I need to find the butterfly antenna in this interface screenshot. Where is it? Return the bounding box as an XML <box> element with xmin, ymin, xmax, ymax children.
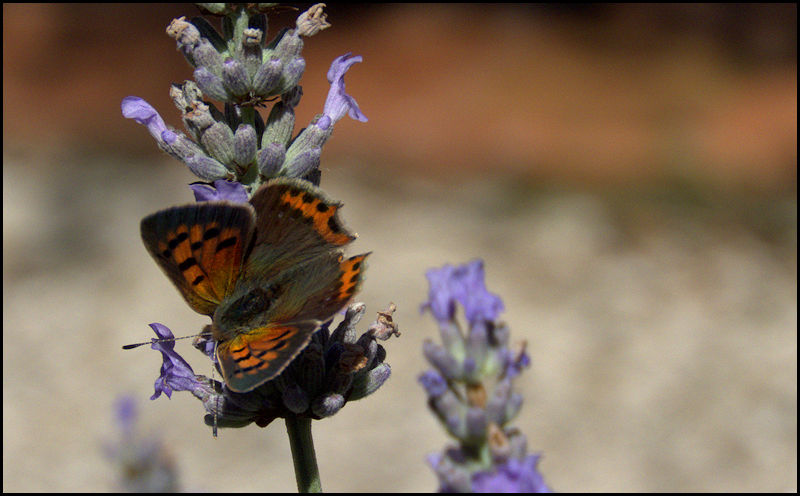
<box><xmin>121</xmin><ymin>334</ymin><xmax>198</xmax><ymax>350</ymax></box>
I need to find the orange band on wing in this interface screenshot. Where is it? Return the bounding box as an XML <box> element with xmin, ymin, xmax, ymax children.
<box><xmin>279</xmin><ymin>189</ymin><xmax>355</xmax><ymax>246</ymax></box>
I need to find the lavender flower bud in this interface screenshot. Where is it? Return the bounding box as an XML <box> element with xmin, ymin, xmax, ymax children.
<box><xmin>466</xmin><ymin>322</ymin><xmax>489</xmax><ymax>377</ymax></box>
<box><xmin>221</xmin><ymin>59</ymin><xmax>250</xmax><ymax>97</ymax></box>
<box><xmin>443</xmin><ymin>411</ymin><xmax>466</xmax><ymax>439</ymax></box>
<box><xmin>274</xmin><ymin>28</ymin><xmax>304</xmax><ymax>60</ymax></box>
<box><xmin>282</xmin><ymin>383</ymin><xmax>309</xmax><ymax>414</ymax></box>
<box><xmin>200</xmin><ymin>121</ymin><xmax>235</xmax><ymax>165</ymax></box>
<box><xmin>281</xmin><ymin>147</ymin><xmax>320</xmax><ymax>178</ymax></box>
<box><xmin>349</xmin><ymin>362</ymin><xmax>390</xmax><ymax>401</ymax></box>
<box><xmin>185</xmin><ymin>155</ymin><xmax>230</xmax><ymax>181</ymax></box>
<box><xmin>256</xmin><ymin>142</ymin><xmax>286</xmax><ymax>177</ymax></box>
<box><xmin>285</xmin><ymin>115</ymin><xmax>334</xmax><ymax>158</ymax></box>
<box><xmin>233</xmin><ymin>124</ymin><xmax>257</xmax><ymax>167</ymax></box>
<box><xmin>311</xmin><ymin>392</ymin><xmax>345</xmax><ymax>418</ymax></box>
<box><xmin>432</xmin><ymin>390</ymin><xmax>465</xmax><ymax>434</ymax></box>
<box><xmin>330</xmin><ymin>302</ymin><xmax>367</xmax><ymax>344</ymax></box>
<box><xmin>262</xmin><ymin>100</ymin><xmax>295</xmax><ymax>148</ymax></box>
<box><xmin>418</xmin><ymin>370</ymin><xmax>448</xmax><ymax>398</ymax></box>
<box><xmin>251</xmin><ymin>57</ymin><xmax>283</xmax><ymax>97</ymax></box>
<box><xmin>193</xmin><ymin>66</ymin><xmax>229</xmax><ymax>101</ymax></box>
<box><xmin>437</xmin><ymin>320</ymin><xmax>465</xmax><ymax>357</ymax></box>
<box><xmin>161</xmin><ymin>132</ymin><xmax>204</xmax><ymax>162</ymax></box>
<box><xmin>192</xmin><ymin>39</ymin><xmax>224</xmax><ymax>74</ymax></box>
<box><xmin>275</xmin><ymin>57</ymin><xmax>306</xmax><ymax>95</ymax></box>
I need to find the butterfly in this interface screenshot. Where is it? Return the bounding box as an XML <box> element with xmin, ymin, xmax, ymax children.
<box><xmin>140</xmin><ymin>178</ymin><xmax>368</xmax><ymax>392</ymax></box>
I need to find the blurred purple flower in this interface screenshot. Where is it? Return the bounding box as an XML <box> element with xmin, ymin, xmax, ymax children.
<box><xmin>472</xmin><ymin>455</ymin><xmax>550</xmax><ymax>493</ymax></box>
<box><xmin>421</xmin><ymin>259</ymin><xmax>504</xmax><ymax>325</ymax></box>
<box><xmin>420</xmin><ymin>260</ymin><xmax>550</xmax><ymax>492</ymax></box>
<box><xmin>106</xmin><ymin>394</ymin><xmax>181</xmax><ymax>492</ymax></box>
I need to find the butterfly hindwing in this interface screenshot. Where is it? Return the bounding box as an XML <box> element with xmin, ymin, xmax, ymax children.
<box><xmin>287</xmin><ymin>251</ymin><xmax>371</xmax><ymax>322</ymax></box>
<box><xmin>141</xmin><ymin>201</ymin><xmax>256</xmax><ymax>316</ymax></box>
<box><xmin>216</xmin><ymin>320</ymin><xmax>322</xmax><ymax>392</ymax></box>
<box><xmin>213</xmin><ymin>251</ymin><xmax>368</xmax><ymax>393</ymax></box>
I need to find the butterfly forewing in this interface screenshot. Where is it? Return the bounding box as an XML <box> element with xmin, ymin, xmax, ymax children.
<box><xmin>245</xmin><ymin>178</ymin><xmax>356</xmax><ymax>280</ymax></box>
<box><xmin>141</xmin><ymin>201</ymin><xmax>256</xmax><ymax>316</ymax></box>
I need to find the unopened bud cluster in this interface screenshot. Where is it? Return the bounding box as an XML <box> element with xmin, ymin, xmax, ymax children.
<box><xmin>123</xmin><ymin>3</ymin><xmax>366</xmax><ymax>193</ymax></box>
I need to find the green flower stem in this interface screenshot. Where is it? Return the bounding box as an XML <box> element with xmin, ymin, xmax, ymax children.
<box><xmin>285</xmin><ymin>415</ymin><xmax>322</xmax><ymax>493</ymax></box>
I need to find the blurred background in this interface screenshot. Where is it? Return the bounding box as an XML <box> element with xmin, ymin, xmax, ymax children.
<box><xmin>3</xmin><ymin>3</ymin><xmax>796</xmax><ymax>492</ymax></box>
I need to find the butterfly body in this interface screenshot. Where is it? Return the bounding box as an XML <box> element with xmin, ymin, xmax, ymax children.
<box><xmin>141</xmin><ymin>178</ymin><xmax>368</xmax><ymax>392</ymax></box>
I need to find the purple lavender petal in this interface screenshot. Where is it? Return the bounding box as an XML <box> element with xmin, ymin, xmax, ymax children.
<box><xmin>189</xmin><ymin>180</ymin><xmax>248</xmax><ymax>203</ymax></box>
<box><xmin>148</xmin><ymin>323</ymin><xmax>201</xmax><ymax>400</ymax></box>
<box><xmin>121</xmin><ymin>96</ymin><xmax>169</xmax><ymax>143</ymax></box>
<box><xmin>323</xmin><ymin>53</ymin><xmax>368</xmax><ymax>124</ymax></box>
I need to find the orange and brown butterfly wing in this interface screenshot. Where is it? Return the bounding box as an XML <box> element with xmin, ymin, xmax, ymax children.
<box><xmin>287</xmin><ymin>252</ymin><xmax>371</xmax><ymax>322</ymax></box>
<box><xmin>141</xmin><ymin>202</ymin><xmax>256</xmax><ymax>316</ymax></box>
<box><xmin>216</xmin><ymin>321</ymin><xmax>321</xmax><ymax>392</ymax></box>
<box><xmin>244</xmin><ymin>178</ymin><xmax>356</xmax><ymax>280</ymax></box>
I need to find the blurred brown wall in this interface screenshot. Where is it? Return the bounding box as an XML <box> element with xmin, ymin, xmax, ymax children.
<box><xmin>3</xmin><ymin>3</ymin><xmax>796</xmax><ymax>190</ymax></box>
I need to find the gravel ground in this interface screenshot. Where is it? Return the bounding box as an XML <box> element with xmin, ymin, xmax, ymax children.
<box><xmin>3</xmin><ymin>149</ymin><xmax>796</xmax><ymax>492</ymax></box>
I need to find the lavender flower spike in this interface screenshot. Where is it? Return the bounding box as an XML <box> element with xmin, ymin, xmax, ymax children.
<box><xmin>420</xmin><ymin>260</ymin><xmax>551</xmax><ymax>492</ymax></box>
